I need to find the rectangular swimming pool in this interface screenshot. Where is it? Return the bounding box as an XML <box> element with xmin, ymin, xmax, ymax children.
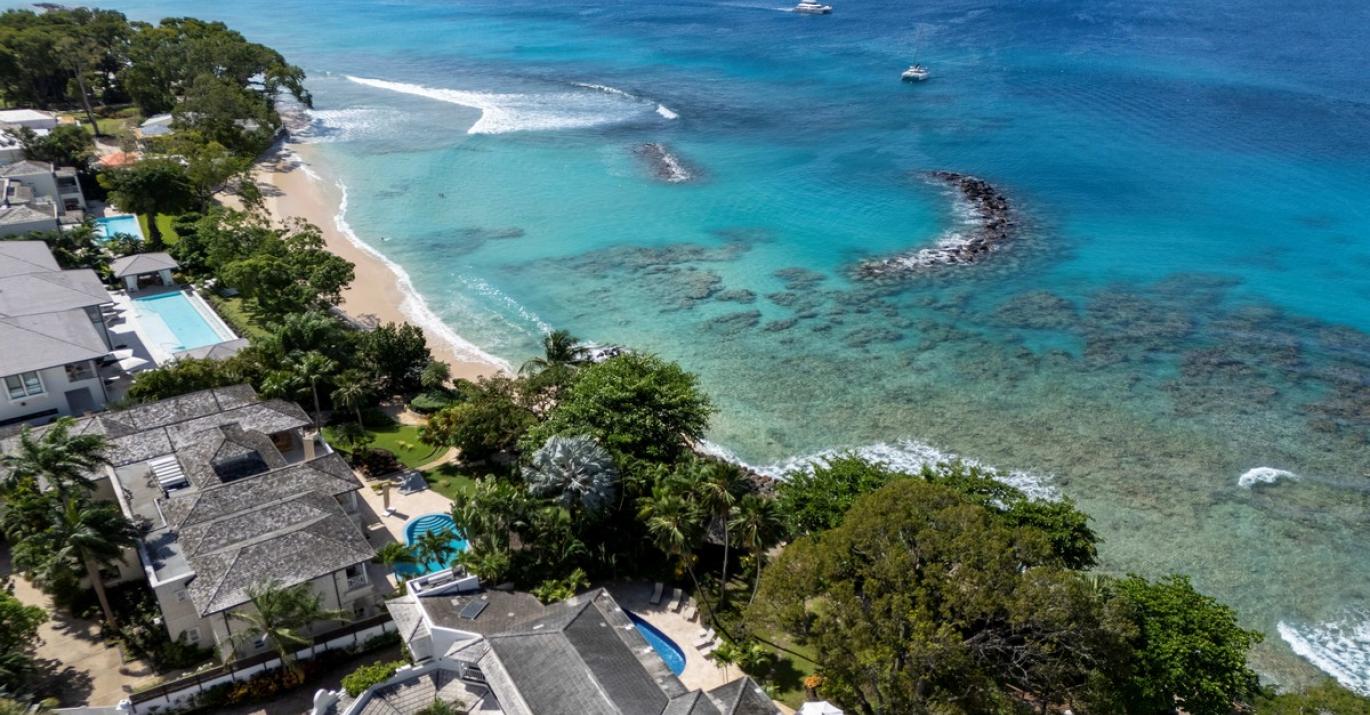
<box><xmin>95</xmin><ymin>215</ymin><xmax>145</xmax><ymax>242</ymax></box>
<box><xmin>132</xmin><ymin>290</ymin><xmax>236</xmax><ymax>354</ymax></box>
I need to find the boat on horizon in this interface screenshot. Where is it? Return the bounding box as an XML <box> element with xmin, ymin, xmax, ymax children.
<box><xmin>901</xmin><ymin>63</ymin><xmax>930</xmax><ymax>81</ymax></box>
<box><xmin>793</xmin><ymin>0</ymin><xmax>832</xmax><ymax>15</ymax></box>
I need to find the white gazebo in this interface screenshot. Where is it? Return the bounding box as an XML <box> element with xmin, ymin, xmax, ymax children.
<box><xmin>109</xmin><ymin>251</ymin><xmax>179</xmax><ymax>292</ymax></box>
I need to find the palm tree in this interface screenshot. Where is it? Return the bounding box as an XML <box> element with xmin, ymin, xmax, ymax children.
<box><xmin>519</xmin><ymin>329</ymin><xmax>589</xmax><ymax>376</ymax></box>
<box><xmin>0</xmin><ymin>418</ymin><xmax>107</xmax><ymax>497</ymax></box>
<box><xmin>522</xmin><ymin>435</ymin><xmax>619</xmax><ymax>517</ymax></box>
<box><xmin>730</xmin><ymin>494</ymin><xmax>786</xmax><ymax>604</ymax></box>
<box><xmin>229</xmin><ymin>581</ymin><xmax>348</xmax><ymax>673</ymax></box>
<box><xmin>412</xmin><ymin>529</ymin><xmax>459</xmax><ymax>571</ymax></box>
<box><xmin>637</xmin><ymin>482</ymin><xmax>704</xmax><ymax>593</ymax></box>
<box><xmin>682</xmin><ymin>461</ymin><xmax>748</xmax><ymax>604</ymax></box>
<box><xmin>330</xmin><ymin>371</ymin><xmax>373</xmax><ymax>429</ymax></box>
<box><xmin>420</xmin><ymin>360</ymin><xmax>451</xmax><ymax>392</ymax></box>
<box><xmin>372</xmin><ymin>542</ymin><xmax>416</xmax><ymax>570</ymax></box>
<box><xmin>49</xmin><ymin>496</ymin><xmax>137</xmax><ymax>627</ymax></box>
<box><xmin>272</xmin><ymin>351</ymin><xmax>337</xmax><ymax>427</ymax></box>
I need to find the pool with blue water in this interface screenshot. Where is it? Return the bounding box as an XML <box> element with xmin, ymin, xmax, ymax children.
<box><xmin>628</xmin><ymin>612</ymin><xmax>686</xmax><ymax>676</ymax></box>
<box><xmin>94</xmin><ymin>215</ymin><xmax>144</xmax><ymax>242</ymax></box>
<box><xmin>397</xmin><ymin>513</ymin><xmax>468</xmax><ymax>576</ymax></box>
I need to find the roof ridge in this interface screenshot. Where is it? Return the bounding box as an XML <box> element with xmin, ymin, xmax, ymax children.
<box><xmin>195</xmin><ymin>548</ymin><xmax>243</xmax><ymax>616</ymax></box>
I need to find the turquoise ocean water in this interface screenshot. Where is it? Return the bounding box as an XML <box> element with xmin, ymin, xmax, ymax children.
<box><xmin>48</xmin><ymin>0</ymin><xmax>1370</xmax><ymax>689</ymax></box>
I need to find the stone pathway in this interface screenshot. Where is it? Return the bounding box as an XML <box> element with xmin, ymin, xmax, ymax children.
<box><xmin>0</xmin><ymin>549</ymin><xmax>160</xmax><ymax>707</ymax></box>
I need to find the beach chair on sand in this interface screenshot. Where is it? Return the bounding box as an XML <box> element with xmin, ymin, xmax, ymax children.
<box><xmin>694</xmin><ymin>628</ymin><xmax>716</xmax><ymax>649</ymax></box>
<box><xmin>667</xmin><ymin>588</ymin><xmax>683</xmax><ymax>612</ymax></box>
<box><xmin>650</xmin><ymin>582</ymin><xmax>665</xmax><ymax>605</ymax></box>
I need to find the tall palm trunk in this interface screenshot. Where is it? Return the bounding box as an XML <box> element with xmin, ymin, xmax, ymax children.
<box><xmin>354</xmin><ymin>406</ymin><xmax>364</xmax><ymax>430</ymax></box>
<box><xmin>71</xmin><ymin>62</ymin><xmax>101</xmax><ymax>137</ymax></box>
<box><xmin>83</xmin><ymin>553</ymin><xmax>117</xmax><ymax>627</ymax></box>
<box><xmin>310</xmin><ymin>381</ymin><xmax>322</xmax><ymax>427</ymax></box>
<box><xmin>749</xmin><ymin>554</ymin><xmax>764</xmax><ymax>606</ymax></box>
<box><xmin>717</xmin><ymin>511</ymin><xmax>731</xmax><ymax>605</ymax></box>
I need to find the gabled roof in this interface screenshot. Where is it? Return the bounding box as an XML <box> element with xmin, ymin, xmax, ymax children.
<box><xmin>0</xmin><ymin>204</ymin><xmax>57</xmax><ymax>226</ymax></box>
<box><xmin>0</xmin><ymin>240</ymin><xmax>60</xmax><ymax>276</ymax></box>
<box><xmin>109</xmin><ymin>252</ymin><xmax>178</xmax><ymax>278</ymax></box>
<box><xmin>160</xmin><ymin>452</ymin><xmax>361</xmax><ymax>527</ymax></box>
<box><xmin>480</xmin><ymin>589</ymin><xmax>684</xmax><ymax>715</ymax></box>
<box><xmin>0</xmin><ymin>268</ymin><xmax>109</xmax><ymax>317</ymax></box>
<box><xmin>173</xmin><ymin>338</ymin><xmax>250</xmax><ymax>361</ymax></box>
<box><xmin>0</xmin><ymin>160</ymin><xmax>54</xmax><ymax>177</ymax></box>
<box><xmin>706</xmin><ymin>678</ymin><xmax>776</xmax><ymax>715</ymax></box>
<box><xmin>0</xmin><ymin>308</ymin><xmax>108</xmax><ymax>375</ymax></box>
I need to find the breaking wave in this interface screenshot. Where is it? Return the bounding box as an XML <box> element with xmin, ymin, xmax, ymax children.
<box><xmin>294</xmin><ymin>107</ymin><xmax>407</xmax><ymax>144</ymax></box>
<box><xmin>1278</xmin><ymin>614</ymin><xmax>1370</xmax><ymax>695</ymax></box>
<box><xmin>1238</xmin><ymin>466</ymin><xmax>1298</xmax><ymax>488</ymax></box>
<box><xmin>348</xmin><ymin>75</ymin><xmax>666</xmax><ymax>134</ymax></box>
<box><xmin>700</xmin><ymin>438</ymin><xmax>1059</xmax><ymax>501</ymax></box>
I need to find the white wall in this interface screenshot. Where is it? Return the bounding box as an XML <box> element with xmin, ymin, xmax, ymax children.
<box><xmin>0</xmin><ymin>213</ymin><xmax>59</xmax><ymax>238</ymax></box>
<box><xmin>0</xmin><ymin>360</ymin><xmax>107</xmax><ymax>426</ymax></box>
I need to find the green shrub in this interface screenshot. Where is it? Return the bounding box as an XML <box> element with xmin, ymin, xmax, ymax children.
<box><xmin>342</xmin><ymin>659</ymin><xmax>407</xmax><ymax>697</ymax></box>
<box><xmin>531</xmin><ymin>568</ymin><xmax>589</xmax><ymax>604</ymax></box>
<box><xmin>349</xmin><ymin>630</ymin><xmax>402</xmax><ymax>655</ymax></box>
<box><xmin>409</xmin><ymin>389</ymin><xmax>460</xmax><ymax>414</ymax></box>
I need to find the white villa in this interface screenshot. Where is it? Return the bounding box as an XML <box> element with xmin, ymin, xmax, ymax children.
<box><xmin>0</xmin><ymin>159</ymin><xmax>87</xmax><ymax>235</ymax></box>
<box><xmin>0</xmin><ymin>241</ymin><xmax>115</xmax><ymax>426</ymax></box>
<box><xmin>0</xmin><ymin>385</ymin><xmax>386</xmax><ymax>658</ymax></box>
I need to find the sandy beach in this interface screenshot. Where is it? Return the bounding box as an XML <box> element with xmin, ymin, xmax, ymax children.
<box><xmin>248</xmin><ymin>143</ymin><xmax>506</xmax><ymax>382</ymax></box>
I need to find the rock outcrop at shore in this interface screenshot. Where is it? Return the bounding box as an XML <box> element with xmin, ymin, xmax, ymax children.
<box><xmin>634</xmin><ymin>142</ymin><xmax>694</xmax><ymax>183</ymax></box>
<box><xmin>854</xmin><ymin>171</ymin><xmax>1016</xmax><ymax>280</ymax></box>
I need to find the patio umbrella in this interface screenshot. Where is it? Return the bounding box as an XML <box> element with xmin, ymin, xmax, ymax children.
<box><xmin>116</xmin><ymin>355</ymin><xmax>150</xmax><ymax>372</ymax></box>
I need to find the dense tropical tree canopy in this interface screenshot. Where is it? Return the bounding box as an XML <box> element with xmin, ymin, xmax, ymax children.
<box><xmin>522</xmin><ymin>353</ymin><xmax>714</xmax><ymax>463</ymax></box>
<box><xmin>97</xmin><ymin>159</ymin><xmax>199</xmax><ymax>246</ymax></box>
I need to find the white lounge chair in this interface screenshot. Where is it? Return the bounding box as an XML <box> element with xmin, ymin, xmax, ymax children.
<box><xmin>700</xmin><ymin>641</ymin><xmax>719</xmax><ymax>656</ymax></box>
<box><xmin>693</xmin><ymin>628</ymin><xmax>715</xmax><ymax>649</ymax></box>
<box><xmin>649</xmin><ymin>582</ymin><xmax>664</xmax><ymax>605</ymax></box>
<box><xmin>682</xmin><ymin>601</ymin><xmax>698</xmax><ymax>622</ymax></box>
<box><xmin>667</xmin><ymin>588</ymin><xmax>683</xmax><ymax>612</ymax></box>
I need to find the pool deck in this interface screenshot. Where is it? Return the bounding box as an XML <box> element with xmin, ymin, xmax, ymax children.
<box><xmin>605</xmin><ymin>581</ymin><xmax>737</xmax><ymax>696</ymax></box>
<box><xmin>355</xmin><ymin>473</ymin><xmax>460</xmax><ymax>589</ymax></box>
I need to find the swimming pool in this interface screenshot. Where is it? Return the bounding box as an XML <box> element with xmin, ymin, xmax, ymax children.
<box><xmin>95</xmin><ymin>215</ymin><xmax>144</xmax><ymax>242</ymax></box>
<box><xmin>628</xmin><ymin>612</ymin><xmax>686</xmax><ymax>676</ymax></box>
<box><xmin>131</xmin><ymin>290</ymin><xmax>235</xmax><ymax>354</ymax></box>
<box><xmin>397</xmin><ymin>513</ymin><xmax>468</xmax><ymax>576</ymax></box>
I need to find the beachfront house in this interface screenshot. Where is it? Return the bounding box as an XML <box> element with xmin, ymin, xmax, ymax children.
<box><xmin>0</xmin><ymin>385</ymin><xmax>386</xmax><ymax>658</ymax></box>
<box><xmin>0</xmin><ymin>241</ymin><xmax>114</xmax><ymax>426</ymax></box>
<box><xmin>329</xmin><ymin>580</ymin><xmax>778</xmax><ymax>715</ymax></box>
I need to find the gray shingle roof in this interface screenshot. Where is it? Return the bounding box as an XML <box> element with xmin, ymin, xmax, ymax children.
<box><xmin>706</xmin><ymin>678</ymin><xmax>777</xmax><ymax>715</ymax></box>
<box><xmin>479</xmin><ymin>589</ymin><xmax>683</xmax><ymax>715</ymax></box>
<box><xmin>173</xmin><ymin>338</ymin><xmax>250</xmax><ymax>361</ymax></box>
<box><xmin>0</xmin><ymin>268</ymin><xmax>109</xmax><ymax>317</ymax></box>
<box><xmin>0</xmin><ymin>160</ymin><xmax>54</xmax><ymax>177</ymax></box>
<box><xmin>109</xmin><ymin>252</ymin><xmax>179</xmax><ymax>278</ymax></box>
<box><xmin>175</xmin><ymin>489</ymin><xmax>373</xmax><ymax>615</ymax></box>
<box><xmin>0</xmin><ymin>241</ymin><xmax>60</xmax><ymax>276</ymax></box>
<box><xmin>0</xmin><ymin>204</ymin><xmax>55</xmax><ymax>226</ymax></box>
<box><xmin>0</xmin><ymin>308</ymin><xmax>108</xmax><ymax>375</ymax></box>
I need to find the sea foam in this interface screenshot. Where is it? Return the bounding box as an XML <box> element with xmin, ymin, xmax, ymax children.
<box><xmin>700</xmin><ymin>438</ymin><xmax>1059</xmax><ymax>501</ymax></box>
<box><xmin>288</xmin><ymin>152</ymin><xmax>513</xmax><ymax>371</ymax></box>
<box><xmin>1278</xmin><ymin>614</ymin><xmax>1370</xmax><ymax>695</ymax></box>
<box><xmin>347</xmin><ymin>75</ymin><xmax>665</xmax><ymax>135</ymax></box>
<box><xmin>1238</xmin><ymin>466</ymin><xmax>1298</xmax><ymax>488</ymax></box>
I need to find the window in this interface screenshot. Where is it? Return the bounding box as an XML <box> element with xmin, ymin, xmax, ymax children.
<box><xmin>65</xmin><ymin>361</ymin><xmax>96</xmax><ymax>382</ymax></box>
<box><xmin>182</xmin><ymin>628</ymin><xmax>200</xmax><ymax>644</ymax></box>
<box><xmin>344</xmin><ymin>563</ymin><xmax>369</xmax><ymax>591</ymax></box>
<box><xmin>5</xmin><ymin>371</ymin><xmax>44</xmax><ymax>400</ymax></box>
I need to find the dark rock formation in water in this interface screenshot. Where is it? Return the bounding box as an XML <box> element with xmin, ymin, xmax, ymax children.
<box><xmin>634</xmin><ymin>143</ymin><xmax>694</xmax><ymax>183</ymax></box>
<box><xmin>854</xmin><ymin>171</ymin><xmax>1017</xmax><ymax>280</ymax></box>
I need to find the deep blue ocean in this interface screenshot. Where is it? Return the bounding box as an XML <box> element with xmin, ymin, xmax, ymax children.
<box><xmin>42</xmin><ymin>0</ymin><xmax>1370</xmax><ymax>689</ymax></box>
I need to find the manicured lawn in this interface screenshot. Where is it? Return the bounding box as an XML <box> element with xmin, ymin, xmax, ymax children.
<box><xmin>204</xmin><ymin>293</ymin><xmax>269</xmax><ymax>340</ymax></box>
<box><xmin>136</xmin><ymin>214</ymin><xmax>181</xmax><ymax>245</ymax></box>
<box><xmin>755</xmin><ymin>632</ymin><xmax>819</xmax><ymax>709</ymax></box>
<box><xmin>424</xmin><ymin>463</ymin><xmax>478</xmax><ymax>500</ymax></box>
<box><xmin>325</xmin><ymin>421</ymin><xmax>441</xmax><ymax>470</ymax></box>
